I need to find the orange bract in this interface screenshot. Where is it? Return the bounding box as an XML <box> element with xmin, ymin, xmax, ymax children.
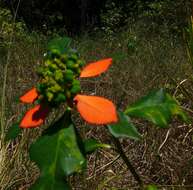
<box><xmin>74</xmin><ymin>94</ymin><xmax>118</xmax><ymax>124</ymax></box>
<box><xmin>20</xmin><ymin>104</ymin><xmax>49</xmax><ymax>128</ymax></box>
<box><xmin>80</xmin><ymin>58</ymin><xmax>112</xmax><ymax>78</ymax></box>
<box><xmin>20</xmin><ymin>88</ymin><xmax>39</xmax><ymax>103</ymax></box>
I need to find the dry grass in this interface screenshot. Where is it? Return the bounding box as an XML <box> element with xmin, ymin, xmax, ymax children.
<box><xmin>1</xmin><ymin>21</ymin><xmax>193</xmax><ymax>190</ymax></box>
<box><xmin>0</xmin><ymin>35</ymin><xmax>46</xmax><ymax>190</ymax></box>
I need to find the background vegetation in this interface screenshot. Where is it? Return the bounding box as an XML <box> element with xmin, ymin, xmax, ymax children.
<box><xmin>0</xmin><ymin>0</ymin><xmax>193</xmax><ymax>189</ymax></box>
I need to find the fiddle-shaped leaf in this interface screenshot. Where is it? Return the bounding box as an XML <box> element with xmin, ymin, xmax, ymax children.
<box><xmin>29</xmin><ymin>114</ymin><xmax>85</xmax><ymax>190</ymax></box>
<box><xmin>125</xmin><ymin>89</ymin><xmax>189</xmax><ymax>128</ymax></box>
<box><xmin>108</xmin><ymin>111</ymin><xmax>141</xmax><ymax>140</ymax></box>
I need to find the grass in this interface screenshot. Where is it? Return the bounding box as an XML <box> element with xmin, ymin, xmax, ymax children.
<box><xmin>1</xmin><ymin>18</ymin><xmax>193</xmax><ymax>189</ymax></box>
<box><xmin>0</xmin><ymin>30</ymin><xmax>47</xmax><ymax>189</ymax></box>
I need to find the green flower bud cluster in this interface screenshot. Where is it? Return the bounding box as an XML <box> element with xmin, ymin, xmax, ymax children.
<box><xmin>36</xmin><ymin>49</ymin><xmax>84</xmax><ymax>106</ymax></box>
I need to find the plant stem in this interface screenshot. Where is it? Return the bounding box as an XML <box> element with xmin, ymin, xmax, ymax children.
<box><xmin>111</xmin><ymin>135</ymin><xmax>143</xmax><ymax>188</ymax></box>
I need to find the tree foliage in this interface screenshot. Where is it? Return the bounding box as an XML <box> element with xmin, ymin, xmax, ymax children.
<box><xmin>1</xmin><ymin>0</ymin><xmax>191</xmax><ymax>34</ymax></box>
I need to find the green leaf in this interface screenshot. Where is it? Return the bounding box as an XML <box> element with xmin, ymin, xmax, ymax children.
<box><xmin>30</xmin><ymin>178</ymin><xmax>70</xmax><ymax>190</ymax></box>
<box><xmin>84</xmin><ymin>139</ymin><xmax>111</xmax><ymax>154</ymax></box>
<box><xmin>145</xmin><ymin>185</ymin><xmax>158</xmax><ymax>190</ymax></box>
<box><xmin>107</xmin><ymin>111</ymin><xmax>141</xmax><ymax>140</ymax></box>
<box><xmin>47</xmin><ymin>37</ymin><xmax>71</xmax><ymax>54</ymax></box>
<box><xmin>5</xmin><ymin>123</ymin><xmax>22</xmax><ymax>141</ymax></box>
<box><xmin>30</xmin><ymin>116</ymin><xmax>85</xmax><ymax>190</ymax></box>
<box><xmin>125</xmin><ymin>89</ymin><xmax>189</xmax><ymax>128</ymax></box>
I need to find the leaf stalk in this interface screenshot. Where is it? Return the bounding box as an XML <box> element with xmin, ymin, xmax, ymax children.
<box><xmin>111</xmin><ymin>135</ymin><xmax>143</xmax><ymax>189</ymax></box>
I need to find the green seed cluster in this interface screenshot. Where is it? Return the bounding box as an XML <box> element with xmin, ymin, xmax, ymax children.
<box><xmin>36</xmin><ymin>49</ymin><xmax>85</xmax><ymax>106</ymax></box>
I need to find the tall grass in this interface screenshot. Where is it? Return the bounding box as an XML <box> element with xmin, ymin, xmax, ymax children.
<box><xmin>0</xmin><ymin>2</ymin><xmax>21</xmax><ymax>188</ymax></box>
<box><xmin>0</xmin><ymin>4</ymin><xmax>47</xmax><ymax>189</ymax></box>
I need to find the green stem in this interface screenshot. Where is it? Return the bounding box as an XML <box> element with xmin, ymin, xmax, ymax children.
<box><xmin>111</xmin><ymin>135</ymin><xmax>143</xmax><ymax>188</ymax></box>
<box><xmin>73</xmin><ymin>123</ymin><xmax>86</xmax><ymax>156</ymax></box>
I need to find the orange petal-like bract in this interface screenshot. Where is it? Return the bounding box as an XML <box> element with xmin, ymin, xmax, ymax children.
<box><xmin>20</xmin><ymin>104</ymin><xmax>49</xmax><ymax>128</ymax></box>
<box><xmin>80</xmin><ymin>58</ymin><xmax>112</xmax><ymax>78</ymax></box>
<box><xmin>20</xmin><ymin>88</ymin><xmax>39</xmax><ymax>103</ymax></box>
<box><xmin>74</xmin><ymin>94</ymin><xmax>118</xmax><ymax>124</ymax></box>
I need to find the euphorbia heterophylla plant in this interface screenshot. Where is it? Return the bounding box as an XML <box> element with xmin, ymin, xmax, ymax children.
<box><xmin>6</xmin><ymin>37</ymin><xmax>189</xmax><ymax>190</ymax></box>
<box><xmin>19</xmin><ymin>51</ymin><xmax>118</xmax><ymax>128</ymax></box>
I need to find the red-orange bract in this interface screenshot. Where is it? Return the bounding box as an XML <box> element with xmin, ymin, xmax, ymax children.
<box><xmin>74</xmin><ymin>95</ymin><xmax>117</xmax><ymax>124</ymax></box>
<box><xmin>20</xmin><ymin>104</ymin><xmax>50</xmax><ymax>128</ymax></box>
<box><xmin>19</xmin><ymin>58</ymin><xmax>118</xmax><ymax>128</ymax></box>
<box><xmin>80</xmin><ymin>58</ymin><xmax>112</xmax><ymax>78</ymax></box>
<box><xmin>20</xmin><ymin>87</ymin><xmax>38</xmax><ymax>103</ymax></box>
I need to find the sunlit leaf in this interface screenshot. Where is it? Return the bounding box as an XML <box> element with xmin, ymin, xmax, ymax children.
<box><xmin>5</xmin><ymin>123</ymin><xmax>22</xmax><ymax>141</ymax></box>
<box><xmin>125</xmin><ymin>89</ymin><xmax>189</xmax><ymax>128</ymax></box>
<box><xmin>108</xmin><ymin>111</ymin><xmax>141</xmax><ymax>140</ymax></box>
<box><xmin>20</xmin><ymin>104</ymin><xmax>49</xmax><ymax>128</ymax></box>
<box><xmin>74</xmin><ymin>95</ymin><xmax>118</xmax><ymax>124</ymax></box>
<box><xmin>84</xmin><ymin>138</ymin><xmax>111</xmax><ymax>154</ymax></box>
<box><xmin>80</xmin><ymin>58</ymin><xmax>112</xmax><ymax>78</ymax></box>
<box><xmin>47</xmin><ymin>37</ymin><xmax>71</xmax><ymax>54</ymax></box>
<box><xmin>20</xmin><ymin>87</ymin><xmax>38</xmax><ymax>103</ymax></box>
<box><xmin>30</xmin><ymin>122</ymin><xmax>85</xmax><ymax>190</ymax></box>
<box><xmin>145</xmin><ymin>185</ymin><xmax>158</xmax><ymax>190</ymax></box>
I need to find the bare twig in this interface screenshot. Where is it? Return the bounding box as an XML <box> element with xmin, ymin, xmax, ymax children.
<box><xmin>158</xmin><ymin>129</ymin><xmax>171</xmax><ymax>154</ymax></box>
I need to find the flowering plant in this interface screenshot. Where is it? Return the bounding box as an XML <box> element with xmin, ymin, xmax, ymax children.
<box><xmin>19</xmin><ymin>49</ymin><xmax>118</xmax><ymax>128</ymax></box>
<box><xmin>8</xmin><ymin>37</ymin><xmax>188</xmax><ymax>189</ymax></box>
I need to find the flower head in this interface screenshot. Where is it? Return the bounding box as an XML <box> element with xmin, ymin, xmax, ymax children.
<box><xmin>19</xmin><ymin>50</ymin><xmax>118</xmax><ymax>128</ymax></box>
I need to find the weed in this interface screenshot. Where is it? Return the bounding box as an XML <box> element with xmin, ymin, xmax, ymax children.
<box><xmin>1</xmin><ymin>14</ymin><xmax>193</xmax><ymax>190</ymax></box>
